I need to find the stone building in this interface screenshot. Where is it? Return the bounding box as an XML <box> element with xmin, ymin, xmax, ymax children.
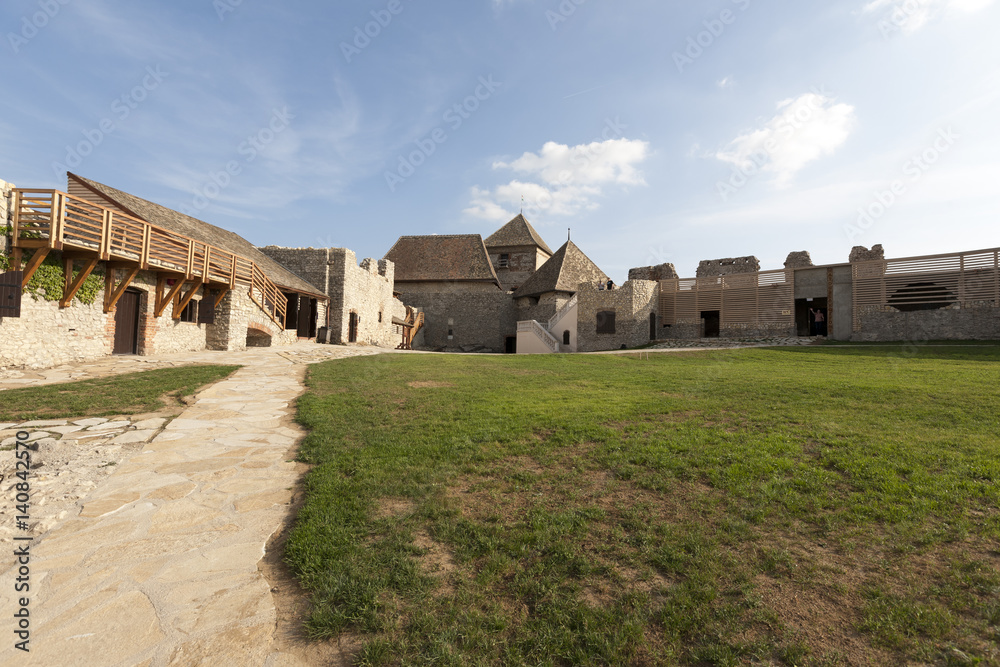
<box><xmin>484</xmin><ymin>214</ymin><xmax>553</xmax><ymax>292</ymax></box>
<box><xmin>1</xmin><ymin>174</ymin><xmax>328</xmax><ymax>368</ymax></box>
<box><xmin>384</xmin><ymin>233</ymin><xmax>512</xmax><ymax>352</ymax></box>
<box><xmin>259</xmin><ymin>246</ymin><xmax>405</xmax><ymax>347</ymax></box>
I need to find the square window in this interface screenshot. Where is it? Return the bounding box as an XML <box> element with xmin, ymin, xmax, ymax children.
<box><xmin>178</xmin><ymin>299</ymin><xmax>198</xmax><ymax>323</ymax></box>
<box><xmin>596</xmin><ymin>311</ymin><xmax>616</xmax><ymax>334</ymax></box>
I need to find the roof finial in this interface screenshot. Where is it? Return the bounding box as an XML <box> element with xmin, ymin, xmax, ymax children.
<box><xmin>568</xmin><ymin>227</ymin><xmax>571</xmax><ymax>242</ymax></box>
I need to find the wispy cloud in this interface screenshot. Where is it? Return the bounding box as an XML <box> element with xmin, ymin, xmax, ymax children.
<box><xmin>464</xmin><ymin>137</ymin><xmax>650</xmax><ymax>221</ymax></box>
<box><xmin>715</xmin><ymin>92</ymin><xmax>856</xmax><ymax>187</ymax></box>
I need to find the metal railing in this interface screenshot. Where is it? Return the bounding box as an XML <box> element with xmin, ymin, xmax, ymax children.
<box><xmin>12</xmin><ymin>188</ymin><xmax>286</xmax><ymax>326</ymax></box>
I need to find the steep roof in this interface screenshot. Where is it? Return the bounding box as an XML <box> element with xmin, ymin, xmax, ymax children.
<box><xmin>484</xmin><ymin>214</ymin><xmax>553</xmax><ymax>255</ymax></box>
<box><xmin>68</xmin><ymin>174</ymin><xmax>325</xmax><ymax>297</ymax></box>
<box><xmin>513</xmin><ymin>240</ymin><xmax>607</xmax><ymax>298</ymax></box>
<box><xmin>384</xmin><ymin>234</ymin><xmax>501</xmax><ymax>285</ymax></box>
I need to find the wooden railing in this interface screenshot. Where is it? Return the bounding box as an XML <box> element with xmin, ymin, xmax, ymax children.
<box><xmin>660</xmin><ymin>269</ymin><xmax>795</xmax><ymax>326</ymax></box>
<box><xmin>12</xmin><ymin>188</ymin><xmax>286</xmax><ymax>326</ymax></box>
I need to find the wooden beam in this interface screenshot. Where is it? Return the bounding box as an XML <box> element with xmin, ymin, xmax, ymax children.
<box><xmin>63</xmin><ymin>257</ymin><xmax>74</xmax><ymax>295</ymax></box>
<box><xmin>140</xmin><ymin>226</ymin><xmax>151</xmax><ymax>270</ymax></box>
<box><xmin>172</xmin><ymin>279</ymin><xmax>203</xmax><ymax>319</ymax></box>
<box><xmin>20</xmin><ymin>248</ymin><xmax>49</xmax><ymax>288</ymax></box>
<box><xmin>11</xmin><ymin>189</ymin><xmax>20</xmax><ymax>242</ymax></box>
<box><xmin>155</xmin><ymin>277</ymin><xmax>187</xmax><ymax>318</ymax></box>
<box><xmin>60</xmin><ymin>259</ymin><xmax>98</xmax><ymax>307</ymax></box>
<box><xmin>15</xmin><ymin>239</ymin><xmax>49</xmax><ymax>249</ymax></box>
<box><xmin>52</xmin><ymin>192</ymin><xmax>65</xmax><ymax>250</ymax></box>
<box><xmin>186</xmin><ymin>242</ymin><xmax>195</xmax><ymax>279</ymax></box>
<box><xmin>100</xmin><ymin>210</ymin><xmax>112</xmax><ymax>260</ymax></box>
<box><xmin>12</xmin><ymin>247</ymin><xmax>22</xmax><ymax>271</ymax></box>
<box><xmin>104</xmin><ymin>267</ymin><xmax>140</xmax><ymax>313</ymax></box>
<box><xmin>213</xmin><ymin>287</ymin><xmax>230</xmax><ymax>308</ymax></box>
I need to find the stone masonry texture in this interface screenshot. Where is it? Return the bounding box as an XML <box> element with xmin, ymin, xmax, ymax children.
<box><xmin>576</xmin><ymin>279</ymin><xmax>658</xmax><ymax>352</ymax></box>
<box><xmin>628</xmin><ymin>263</ymin><xmax>678</xmax><ymax>282</ymax></box>
<box><xmin>696</xmin><ymin>256</ymin><xmax>761</xmax><ymax>277</ymax></box>
<box><xmin>783</xmin><ymin>251</ymin><xmax>814</xmax><ymax>269</ymax></box>
<box><xmin>849</xmin><ymin>244</ymin><xmax>885</xmax><ymax>263</ymax></box>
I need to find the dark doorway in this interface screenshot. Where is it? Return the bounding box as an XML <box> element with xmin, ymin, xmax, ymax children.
<box><xmin>296</xmin><ymin>296</ymin><xmax>318</xmax><ymax>338</ymax></box>
<box><xmin>649</xmin><ymin>312</ymin><xmax>657</xmax><ymax>340</ymax></box>
<box><xmin>701</xmin><ymin>310</ymin><xmax>720</xmax><ymax>338</ymax></box>
<box><xmin>505</xmin><ymin>336</ymin><xmax>517</xmax><ymax>354</ymax></box>
<box><xmin>795</xmin><ymin>298</ymin><xmax>828</xmax><ymax>336</ymax></box>
<box><xmin>348</xmin><ymin>312</ymin><xmax>359</xmax><ymax>343</ymax></box>
<box><xmin>114</xmin><ymin>289</ymin><xmax>141</xmax><ymax>354</ymax></box>
<box><xmin>284</xmin><ymin>292</ymin><xmax>298</xmax><ymax>330</ymax></box>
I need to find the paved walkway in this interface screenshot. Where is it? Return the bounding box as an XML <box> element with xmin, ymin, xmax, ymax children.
<box><xmin>0</xmin><ymin>343</ymin><xmax>381</xmax><ymax>666</ymax></box>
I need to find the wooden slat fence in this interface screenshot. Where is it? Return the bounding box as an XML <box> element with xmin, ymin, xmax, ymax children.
<box><xmin>659</xmin><ymin>269</ymin><xmax>794</xmax><ymax>326</ymax></box>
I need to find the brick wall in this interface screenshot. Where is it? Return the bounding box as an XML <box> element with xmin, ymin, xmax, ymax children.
<box><xmin>576</xmin><ymin>280</ymin><xmax>658</xmax><ymax>352</ymax></box>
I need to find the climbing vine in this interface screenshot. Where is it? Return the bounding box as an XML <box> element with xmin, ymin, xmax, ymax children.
<box><xmin>23</xmin><ymin>252</ymin><xmax>104</xmax><ymax>305</ymax></box>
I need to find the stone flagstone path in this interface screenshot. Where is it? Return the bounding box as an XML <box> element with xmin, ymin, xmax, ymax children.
<box><xmin>0</xmin><ymin>343</ymin><xmax>382</xmax><ymax>666</ymax></box>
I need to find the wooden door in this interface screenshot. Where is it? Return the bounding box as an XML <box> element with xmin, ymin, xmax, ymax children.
<box><xmin>0</xmin><ymin>270</ymin><xmax>23</xmax><ymax>318</ymax></box>
<box><xmin>348</xmin><ymin>312</ymin><xmax>359</xmax><ymax>343</ymax></box>
<box><xmin>114</xmin><ymin>289</ymin><xmax>141</xmax><ymax>354</ymax></box>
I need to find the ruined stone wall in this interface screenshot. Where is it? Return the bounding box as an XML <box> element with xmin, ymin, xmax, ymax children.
<box><xmin>628</xmin><ymin>263</ymin><xmax>677</xmax><ymax>282</ymax></box>
<box><xmin>696</xmin><ymin>256</ymin><xmax>760</xmax><ymax>277</ymax></box>
<box><xmin>576</xmin><ymin>280</ymin><xmax>658</xmax><ymax>352</ymax></box>
<box><xmin>784</xmin><ymin>251</ymin><xmax>814</xmax><ymax>269</ymax></box>
<box><xmin>329</xmin><ymin>250</ymin><xmax>401</xmax><ymax>347</ymax></box>
<box><xmin>852</xmin><ymin>304</ymin><xmax>1000</xmax><ymax>342</ymax></box>
<box><xmin>397</xmin><ymin>290</ymin><xmax>514</xmax><ymax>352</ymax></box>
<box><xmin>849</xmin><ymin>245</ymin><xmax>885</xmax><ymax>263</ymax></box>
<box><xmin>206</xmin><ymin>288</ymin><xmax>297</xmax><ymax>351</ymax></box>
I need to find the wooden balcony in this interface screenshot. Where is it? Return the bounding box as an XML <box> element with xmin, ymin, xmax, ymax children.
<box><xmin>10</xmin><ymin>188</ymin><xmax>286</xmax><ymax>326</ymax></box>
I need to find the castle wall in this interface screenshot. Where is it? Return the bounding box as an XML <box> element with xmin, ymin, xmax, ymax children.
<box><xmin>576</xmin><ymin>280</ymin><xmax>658</xmax><ymax>352</ymax></box>
<box><xmin>398</xmin><ymin>290</ymin><xmax>514</xmax><ymax>352</ymax></box>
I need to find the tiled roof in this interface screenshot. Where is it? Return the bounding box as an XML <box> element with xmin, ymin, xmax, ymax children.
<box><xmin>68</xmin><ymin>174</ymin><xmax>326</xmax><ymax>297</ymax></box>
<box><xmin>384</xmin><ymin>234</ymin><xmax>501</xmax><ymax>285</ymax></box>
<box><xmin>484</xmin><ymin>214</ymin><xmax>554</xmax><ymax>255</ymax></box>
<box><xmin>513</xmin><ymin>240</ymin><xmax>607</xmax><ymax>298</ymax></box>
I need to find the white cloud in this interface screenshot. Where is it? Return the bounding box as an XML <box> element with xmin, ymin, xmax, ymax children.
<box><xmin>861</xmin><ymin>0</ymin><xmax>995</xmax><ymax>35</ymax></box>
<box><xmin>717</xmin><ymin>76</ymin><xmax>735</xmax><ymax>89</ymax></box>
<box><xmin>715</xmin><ymin>92</ymin><xmax>857</xmax><ymax>186</ymax></box>
<box><xmin>464</xmin><ymin>137</ymin><xmax>650</xmax><ymax>221</ymax></box>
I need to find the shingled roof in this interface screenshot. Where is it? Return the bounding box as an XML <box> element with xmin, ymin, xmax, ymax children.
<box><xmin>513</xmin><ymin>240</ymin><xmax>607</xmax><ymax>299</ymax></box>
<box><xmin>484</xmin><ymin>214</ymin><xmax>553</xmax><ymax>255</ymax></box>
<box><xmin>384</xmin><ymin>234</ymin><xmax>501</xmax><ymax>285</ymax></box>
<box><xmin>68</xmin><ymin>174</ymin><xmax>326</xmax><ymax>298</ymax></box>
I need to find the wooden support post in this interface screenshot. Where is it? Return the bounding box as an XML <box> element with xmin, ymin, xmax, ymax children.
<box><xmin>230</xmin><ymin>255</ymin><xmax>237</xmax><ymax>289</ymax></box>
<box><xmin>155</xmin><ymin>277</ymin><xmax>187</xmax><ymax>318</ymax></box>
<box><xmin>60</xmin><ymin>259</ymin><xmax>98</xmax><ymax>307</ymax></box>
<box><xmin>172</xmin><ymin>279</ymin><xmax>203</xmax><ymax>319</ymax></box>
<box><xmin>63</xmin><ymin>257</ymin><xmax>74</xmax><ymax>295</ymax></box>
<box><xmin>11</xmin><ymin>189</ymin><xmax>20</xmax><ymax>242</ymax></box>
<box><xmin>12</xmin><ymin>247</ymin><xmax>22</xmax><ymax>271</ymax></box>
<box><xmin>140</xmin><ymin>226</ymin><xmax>151</xmax><ymax>269</ymax></box>
<box><xmin>202</xmin><ymin>247</ymin><xmax>211</xmax><ymax>281</ymax></box>
<box><xmin>213</xmin><ymin>287</ymin><xmax>230</xmax><ymax>308</ymax></box>
<box><xmin>186</xmin><ymin>242</ymin><xmax>194</xmax><ymax>279</ymax></box>
<box><xmin>52</xmin><ymin>192</ymin><xmax>65</xmax><ymax>250</ymax></box>
<box><xmin>104</xmin><ymin>267</ymin><xmax>140</xmax><ymax>313</ymax></box>
<box><xmin>100</xmin><ymin>210</ymin><xmax>112</xmax><ymax>260</ymax></box>
<box><xmin>20</xmin><ymin>248</ymin><xmax>49</xmax><ymax>288</ymax></box>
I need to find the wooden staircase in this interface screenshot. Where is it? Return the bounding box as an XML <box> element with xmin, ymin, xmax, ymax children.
<box><xmin>396</xmin><ymin>307</ymin><xmax>424</xmax><ymax>350</ymax></box>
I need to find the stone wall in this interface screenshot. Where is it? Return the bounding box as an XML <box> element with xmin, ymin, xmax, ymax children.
<box><xmin>207</xmin><ymin>288</ymin><xmax>297</xmax><ymax>351</ymax></box>
<box><xmin>261</xmin><ymin>246</ymin><xmax>406</xmax><ymax>348</ymax></box>
<box><xmin>514</xmin><ymin>292</ymin><xmax>570</xmax><ymax>325</ymax></box>
<box><xmin>853</xmin><ymin>304</ymin><xmax>1000</xmax><ymax>342</ymax></box>
<box><xmin>488</xmin><ymin>246</ymin><xmax>546</xmax><ymax>291</ymax></box>
<box><xmin>784</xmin><ymin>251</ymin><xmax>813</xmax><ymax>269</ymax></box>
<box><xmin>628</xmin><ymin>263</ymin><xmax>677</xmax><ymax>282</ymax></box>
<box><xmin>696</xmin><ymin>256</ymin><xmax>760</xmax><ymax>277</ymax></box>
<box><xmin>398</xmin><ymin>289</ymin><xmax>514</xmax><ymax>352</ymax></box>
<box><xmin>849</xmin><ymin>244</ymin><xmax>885</xmax><ymax>263</ymax></box>
<box><xmin>258</xmin><ymin>247</ymin><xmax>329</xmax><ymax>294</ymax></box>
<box><xmin>330</xmin><ymin>250</ymin><xmax>402</xmax><ymax>347</ymax></box>
<box><xmin>576</xmin><ymin>279</ymin><xmax>658</xmax><ymax>352</ymax></box>
<box><xmin>0</xmin><ymin>290</ymin><xmax>111</xmax><ymax>369</ymax></box>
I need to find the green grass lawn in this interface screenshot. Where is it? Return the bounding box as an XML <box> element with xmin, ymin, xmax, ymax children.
<box><xmin>287</xmin><ymin>347</ymin><xmax>1000</xmax><ymax>666</ymax></box>
<box><xmin>0</xmin><ymin>365</ymin><xmax>241</xmax><ymax>421</ymax></box>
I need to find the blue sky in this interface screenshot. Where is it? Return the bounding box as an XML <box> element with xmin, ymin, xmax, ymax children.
<box><xmin>2</xmin><ymin>0</ymin><xmax>998</xmax><ymax>281</ymax></box>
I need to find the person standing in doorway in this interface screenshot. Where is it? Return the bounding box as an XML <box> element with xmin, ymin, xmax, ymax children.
<box><xmin>811</xmin><ymin>308</ymin><xmax>826</xmax><ymax>336</ymax></box>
